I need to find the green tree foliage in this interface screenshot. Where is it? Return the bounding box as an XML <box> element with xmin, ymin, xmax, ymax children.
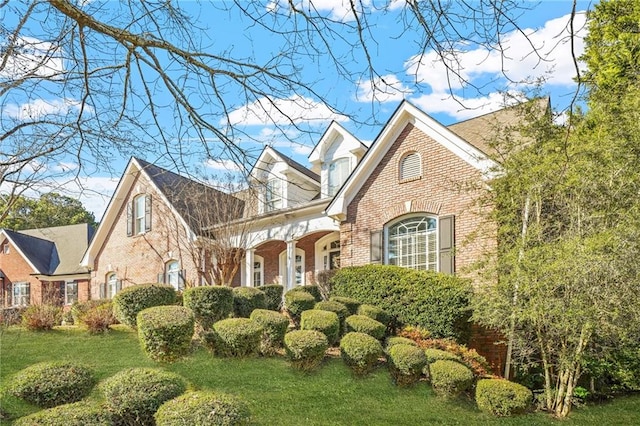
<box><xmin>0</xmin><ymin>193</ymin><xmax>96</xmax><ymax>230</ymax></box>
<box><xmin>473</xmin><ymin>2</ymin><xmax>640</xmax><ymax>417</ymax></box>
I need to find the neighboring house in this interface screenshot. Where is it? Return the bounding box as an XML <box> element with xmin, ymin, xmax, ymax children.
<box><xmin>0</xmin><ymin>223</ymin><xmax>94</xmax><ymax>308</ymax></box>
<box><xmin>84</xmin><ymin>99</ymin><xmax>546</xmax><ymax>299</ymax></box>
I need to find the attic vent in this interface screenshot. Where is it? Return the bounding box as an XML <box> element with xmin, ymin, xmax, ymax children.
<box><xmin>400</xmin><ymin>152</ymin><xmax>422</xmax><ymax>181</ymax></box>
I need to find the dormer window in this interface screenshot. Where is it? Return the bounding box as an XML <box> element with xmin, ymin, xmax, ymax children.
<box><xmin>328</xmin><ymin>158</ymin><xmax>349</xmax><ymax>197</ymax></box>
<box><xmin>265</xmin><ymin>178</ymin><xmax>282</xmax><ymax>212</ymax></box>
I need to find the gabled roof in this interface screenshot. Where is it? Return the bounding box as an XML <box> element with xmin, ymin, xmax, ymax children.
<box><xmin>308</xmin><ymin>121</ymin><xmax>367</xmax><ymax>169</ymax></box>
<box><xmin>250</xmin><ymin>146</ymin><xmax>320</xmax><ymax>183</ymax></box>
<box><xmin>2</xmin><ymin>223</ymin><xmax>93</xmax><ymax>276</ymax></box>
<box><xmin>325</xmin><ymin>100</ymin><xmax>499</xmax><ymax>220</ymax></box>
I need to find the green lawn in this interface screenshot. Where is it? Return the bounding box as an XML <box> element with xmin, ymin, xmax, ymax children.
<box><xmin>1</xmin><ymin>326</ymin><xmax>639</xmax><ymax>425</ymax></box>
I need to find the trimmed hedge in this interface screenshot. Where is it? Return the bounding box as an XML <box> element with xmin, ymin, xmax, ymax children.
<box><xmin>300</xmin><ymin>309</ymin><xmax>340</xmax><ymax>345</ymax></box>
<box><xmin>357</xmin><ymin>304</ymin><xmax>392</xmax><ymax>328</ymax></box>
<box><xmin>155</xmin><ymin>391</ymin><xmax>251</xmax><ymax>425</ymax></box>
<box><xmin>113</xmin><ymin>284</ymin><xmax>177</xmax><ymax>328</ymax></box>
<box><xmin>340</xmin><ymin>332</ymin><xmax>383</xmax><ymax>376</ymax></box>
<box><xmin>13</xmin><ymin>401</ymin><xmax>110</xmax><ymax>426</ymax></box>
<box><xmin>21</xmin><ymin>305</ymin><xmax>61</xmax><ymax>331</ymax></box>
<box><xmin>429</xmin><ymin>360</ymin><xmax>474</xmax><ymax>397</ymax></box>
<box><xmin>476</xmin><ymin>379</ymin><xmax>533</xmax><ymax>416</ymax></box>
<box><xmin>331</xmin><ymin>265</ymin><xmax>473</xmax><ymax>342</ymax></box>
<box><xmin>387</xmin><ymin>344</ymin><xmax>427</xmax><ymax>387</ymax></box>
<box><xmin>183</xmin><ymin>286</ymin><xmax>233</xmax><ymax>329</ymax></box>
<box><xmin>250</xmin><ymin>309</ymin><xmax>290</xmax><ymax>355</ymax></box>
<box><xmin>8</xmin><ymin>362</ymin><xmax>95</xmax><ymax>408</ymax></box>
<box><xmin>314</xmin><ymin>300</ymin><xmax>349</xmax><ymax>327</ymax></box>
<box><xmin>345</xmin><ymin>315</ymin><xmax>386</xmax><ymax>340</ymax></box>
<box><xmin>259</xmin><ymin>284</ymin><xmax>284</xmax><ymax>311</ymax></box>
<box><xmin>207</xmin><ymin>318</ymin><xmax>263</xmax><ymax>357</ymax></box>
<box><xmin>284</xmin><ymin>330</ymin><xmax>328</xmax><ymax>372</ymax></box>
<box><xmin>385</xmin><ymin>336</ymin><xmax>418</xmax><ymax>352</ymax></box>
<box><xmin>329</xmin><ymin>296</ymin><xmax>361</xmax><ymax>315</ymax></box>
<box><xmin>102</xmin><ymin>367</ymin><xmax>187</xmax><ymax>425</ymax></box>
<box><xmin>424</xmin><ymin>348</ymin><xmax>461</xmax><ymax>364</ymax></box>
<box><xmin>137</xmin><ymin>305</ymin><xmax>194</xmax><ymax>362</ymax></box>
<box><xmin>284</xmin><ymin>289</ymin><xmax>316</xmax><ymax>325</ymax></box>
<box><xmin>290</xmin><ymin>285</ymin><xmax>322</xmax><ymax>302</ymax></box>
<box><xmin>232</xmin><ymin>287</ymin><xmax>266</xmax><ymax>318</ymax></box>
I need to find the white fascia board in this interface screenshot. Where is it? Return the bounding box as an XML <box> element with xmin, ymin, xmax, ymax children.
<box><xmin>1</xmin><ymin>231</ymin><xmax>40</xmax><ymax>273</ymax></box>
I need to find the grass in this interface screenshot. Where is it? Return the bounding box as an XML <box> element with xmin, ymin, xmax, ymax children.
<box><xmin>1</xmin><ymin>326</ymin><xmax>639</xmax><ymax>425</ymax></box>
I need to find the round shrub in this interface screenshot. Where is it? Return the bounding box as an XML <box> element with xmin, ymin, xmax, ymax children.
<box><xmin>21</xmin><ymin>304</ymin><xmax>62</xmax><ymax>331</ymax></box>
<box><xmin>81</xmin><ymin>302</ymin><xmax>117</xmax><ymax>334</ymax></box>
<box><xmin>345</xmin><ymin>315</ymin><xmax>386</xmax><ymax>340</ymax></box>
<box><xmin>429</xmin><ymin>360</ymin><xmax>474</xmax><ymax>397</ymax></box>
<box><xmin>284</xmin><ymin>289</ymin><xmax>316</xmax><ymax>325</ymax></box>
<box><xmin>357</xmin><ymin>304</ymin><xmax>392</xmax><ymax>327</ymax></box>
<box><xmin>113</xmin><ymin>284</ymin><xmax>177</xmax><ymax>328</ymax></box>
<box><xmin>290</xmin><ymin>285</ymin><xmax>322</xmax><ymax>302</ymax></box>
<box><xmin>476</xmin><ymin>379</ymin><xmax>533</xmax><ymax>416</ymax></box>
<box><xmin>340</xmin><ymin>332</ymin><xmax>383</xmax><ymax>376</ymax></box>
<box><xmin>13</xmin><ymin>401</ymin><xmax>111</xmax><ymax>426</ymax></box>
<box><xmin>250</xmin><ymin>309</ymin><xmax>290</xmax><ymax>355</ymax></box>
<box><xmin>9</xmin><ymin>362</ymin><xmax>95</xmax><ymax>408</ymax></box>
<box><xmin>284</xmin><ymin>329</ymin><xmax>328</xmax><ymax>372</ymax></box>
<box><xmin>300</xmin><ymin>309</ymin><xmax>340</xmax><ymax>345</ymax></box>
<box><xmin>424</xmin><ymin>348</ymin><xmax>461</xmax><ymax>364</ymax></box>
<box><xmin>232</xmin><ymin>287</ymin><xmax>266</xmax><ymax>318</ymax></box>
<box><xmin>102</xmin><ymin>367</ymin><xmax>187</xmax><ymax>425</ymax></box>
<box><xmin>314</xmin><ymin>300</ymin><xmax>349</xmax><ymax>332</ymax></box>
<box><xmin>207</xmin><ymin>318</ymin><xmax>263</xmax><ymax>357</ymax></box>
<box><xmin>385</xmin><ymin>336</ymin><xmax>418</xmax><ymax>353</ymax></box>
<box><xmin>155</xmin><ymin>391</ymin><xmax>251</xmax><ymax>425</ymax></box>
<box><xmin>70</xmin><ymin>299</ymin><xmax>110</xmax><ymax>324</ymax></box>
<box><xmin>331</xmin><ymin>265</ymin><xmax>473</xmax><ymax>342</ymax></box>
<box><xmin>259</xmin><ymin>284</ymin><xmax>284</xmax><ymax>311</ymax></box>
<box><xmin>137</xmin><ymin>305</ymin><xmax>195</xmax><ymax>362</ymax></box>
<box><xmin>329</xmin><ymin>296</ymin><xmax>361</xmax><ymax>315</ymax></box>
<box><xmin>183</xmin><ymin>286</ymin><xmax>233</xmax><ymax>330</ymax></box>
<box><xmin>387</xmin><ymin>344</ymin><xmax>427</xmax><ymax>387</ymax></box>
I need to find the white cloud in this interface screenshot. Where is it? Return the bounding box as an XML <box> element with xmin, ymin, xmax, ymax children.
<box><xmin>205</xmin><ymin>159</ymin><xmax>243</xmax><ymax>172</ymax></box>
<box><xmin>267</xmin><ymin>0</ymin><xmax>370</xmax><ymax>21</ymax></box>
<box><xmin>406</xmin><ymin>12</ymin><xmax>588</xmax><ymax>92</ymax></box>
<box><xmin>0</xmin><ymin>36</ymin><xmax>64</xmax><ymax>80</ymax></box>
<box><xmin>411</xmin><ymin>91</ymin><xmax>526</xmax><ymax>121</ymax></box>
<box><xmin>356</xmin><ymin>74</ymin><xmax>412</xmax><ymax>103</ymax></box>
<box><xmin>4</xmin><ymin>98</ymin><xmax>90</xmax><ymax>121</ymax></box>
<box><xmin>226</xmin><ymin>95</ymin><xmax>348</xmax><ymax>126</ymax></box>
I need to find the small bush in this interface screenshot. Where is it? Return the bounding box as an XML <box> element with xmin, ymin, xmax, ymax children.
<box><xmin>113</xmin><ymin>284</ymin><xmax>177</xmax><ymax>328</ymax></box>
<box><xmin>284</xmin><ymin>289</ymin><xmax>316</xmax><ymax>325</ymax></box>
<box><xmin>314</xmin><ymin>300</ymin><xmax>349</xmax><ymax>333</ymax></box>
<box><xmin>425</xmin><ymin>348</ymin><xmax>461</xmax><ymax>364</ymax></box>
<box><xmin>70</xmin><ymin>299</ymin><xmax>110</xmax><ymax>324</ymax></box>
<box><xmin>340</xmin><ymin>332</ymin><xmax>383</xmax><ymax>376</ymax></box>
<box><xmin>259</xmin><ymin>284</ymin><xmax>284</xmax><ymax>311</ymax></box>
<box><xmin>102</xmin><ymin>367</ymin><xmax>187</xmax><ymax>425</ymax></box>
<box><xmin>21</xmin><ymin>305</ymin><xmax>62</xmax><ymax>331</ymax></box>
<box><xmin>183</xmin><ymin>286</ymin><xmax>233</xmax><ymax>330</ymax></box>
<box><xmin>300</xmin><ymin>309</ymin><xmax>340</xmax><ymax>345</ymax></box>
<box><xmin>329</xmin><ymin>296</ymin><xmax>361</xmax><ymax>315</ymax></box>
<box><xmin>429</xmin><ymin>360</ymin><xmax>474</xmax><ymax>397</ymax></box>
<box><xmin>290</xmin><ymin>285</ymin><xmax>322</xmax><ymax>302</ymax></box>
<box><xmin>250</xmin><ymin>309</ymin><xmax>290</xmax><ymax>355</ymax></box>
<box><xmin>357</xmin><ymin>304</ymin><xmax>392</xmax><ymax>327</ymax></box>
<box><xmin>137</xmin><ymin>305</ymin><xmax>195</xmax><ymax>363</ymax></box>
<box><xmin>284</xmin><ymin>330</ymin><xmax>328</xmax><ymax>372</ymax></box>
<box><xmin>81</xmin><ymin>302</ymin><xmax>117</xmax><ymax>334</ymax></box>
<box><xmin>9</xmin><ymin>362</ymin><xmax>95</xmax><ymax>408</ymax></box>
<box><xmin>1</xmin><ymin>307</ymin><xmax>26</xmax><ymax>326</ymax></box>
<box><xmin>385</xmin><ymin>336</ymin><xmax>418</xmax><ymax>353</ymax></box>
<box><xmin>206</xmin><ymin>318</ymin><xmax>263</xmax><ymax>357</ymax></box>
<box><xmin>232</xmin><ymin>287</ymin><xmax>266</xmax><ymax>318</ymax></box>
<box><xmin>155</xmin><ymin>391</ymin><xmax>251</xmax><ymax>425</ymax></box>
<box><xmin>476</xmin><ymin>379</ymin><xmax>533</xmax><ymax>416</ymax></box>
<box><xmin>345</xmin><ymin>315</ymin><xmax>386</xmax><ymax>340</ymax></box>
<box><xmin>387</xmin><ymin>344</ymin><xmax>427</xmax><ymax>387</ymax></box>
<box><xmin>13</xmin><ymin>401</ymin><xmax>111</xmax><ymax>426</ymax></box>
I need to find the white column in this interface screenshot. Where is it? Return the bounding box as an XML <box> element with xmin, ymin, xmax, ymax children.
<box><xmin>244</xmin><ymin>248</ymin><xmax>255</xmax><ymax>287</ymax></box>
<box><xmin>286</xmin><ymin>239</ymin><xmax>297</xmax><ymax>291</ymax></box>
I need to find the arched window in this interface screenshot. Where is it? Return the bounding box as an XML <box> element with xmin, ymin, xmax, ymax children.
<box><xmin>399</xmin><ymin>152</ymin><xmax>422</xmax><ymax>181</ymax></box>
<box><xmin>165</xmin><ymin>260</ymin><xmax>183</xmax><ymax>291</ymax></box>
<box><xmin>386</xmin><ymin>215</ymin><xmax>437</xmax><ymax>271</ymax></box>
<box><xmin>328</xmin><ymin>158</ymin><xmax>350</xmax><ymax>196</ymax></box>
<box><xmin>107</xmin><ymin>273</ymin><xmax>120</xmax><ymax>299</ymax></box>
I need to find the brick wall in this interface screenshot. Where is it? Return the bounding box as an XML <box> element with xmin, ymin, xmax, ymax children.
<box><xmin>0</xmin><ymin>237</ymin><xmax>42</xmax><ymax>306</ymax></box>
<box><xmin>469</xmin><ymin>324</ymin><xmax>507</xmax><ymax>377</ymax></box>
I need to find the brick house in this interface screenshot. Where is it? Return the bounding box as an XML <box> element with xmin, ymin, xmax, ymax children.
<box><xmin>84</xmin><ymin>100</ymin><xmax>543</xmax><ymax>296</ymax></box>
<box><xmin>0</xmin><ymin>224</ymin><xmax>93</xmax><ymax>308</ymax></box>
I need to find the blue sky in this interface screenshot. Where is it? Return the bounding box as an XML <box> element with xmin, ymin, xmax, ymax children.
<box><xmin>1</xmin><ymin>1</ymin><xmax>593</xmax><ymax>219</ymax></box>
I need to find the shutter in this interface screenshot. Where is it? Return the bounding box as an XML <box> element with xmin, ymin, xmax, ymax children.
<box><xmin>126</xmin><ymin>200</ymin><xmax>133</xmax><ymax>236</ymax></box>
<box><xmin>157</xmin><ymin>273</ymin><xmax>164</xmax><ymax>284</ymax></box>
<box><xmin>370</xmin><ymin>230</ymin><xmax>383</xmax><ymax>263</ymax></box>
<box><xmin>116</xmin><ymin>280</ymin><xmax>122</xmax><ymax>293</ymax></box>
<box><xmin>99</xmin><ymin>283</ymin><xmax>106</xmax><ymax>299</ymax></box>
<box><xmin>145</xmin><ymin>194</ymin><xmax>152</xmax><ymax>232</ymax></box>
<box><xmin>439</xmin><ymin>215</ymin><xmax>455</xmax><ymax>274</ymax></box>
<box><xmin>179</xmin><ymin>270</ymin><xmax>186</xmax><ymax>291</ymax></box>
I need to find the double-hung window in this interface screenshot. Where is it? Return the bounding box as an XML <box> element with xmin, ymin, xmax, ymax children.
<box><xmin>12</xmin><ymin>282</ymin><xmax>30</xmax><ymax>306</ymax></box>
<box><xmin>265</xmin><ymin>178</ymin><xmax>282</xmax><ymax>212</ymax></box>
<box><xmin>65</xmin><ymin>280</ymin><xmax>78</xmax><ymax>305</ymax></box>
<box><xmin>328</xmin><ymin>158</ymin><xmax>349</xmax><ymax>197</ymax></box>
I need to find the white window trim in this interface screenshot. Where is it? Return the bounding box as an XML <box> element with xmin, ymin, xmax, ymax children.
<box><xmin>384</xmin><ymin>214</ymin><xmax>438</xmax><ymax>271</ymax></box>
<box><xmin>265</xmin><ymin>178</ymin><xmax>283</xmax><ymax>212</ymax></box>
<box><xmin>107</xmin><ymin>273</ymin><xmax>118</xmax><ymax>299</ymax></box>
<box><xmin>399</xmin><ymin>151</ymin><xmax>422</xmax><ymax>182</ymax></box>
<box><xmin>253</xmin><ymin>255</ymin><xmax>264</xmax><ymax>287</ymax></box>
<box><xmin>279</xmin><ymin>248</ymin><xmax>305</xmax><ymax>286</ymax></box>
<box><xmin>64</xmin><ymin>280</ymin><xmax>78</xmax><ymax>305</ymax></box>
<box><xmin>328</xmin><ymin>157</ymin><xmax>350</xmax><ymax>197</ymax></box>
<box><xmin>12</xmin><ymin>281</ymin><xmax>30</xmax><ymax>306</ymax></box>
<box><xmin>165</xmin><ymin>260</ymin><xmax>181</xmax><ymax>290</ymax></box>
<box><xmin>134</xmin><ymin>195</ymin><xmax>146</xmax><ymax>234</ymax></box>
<box><xmin>314</xmin><ymin>232</ymin><xmax>341</xmax><ymax>272</ymax></box>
